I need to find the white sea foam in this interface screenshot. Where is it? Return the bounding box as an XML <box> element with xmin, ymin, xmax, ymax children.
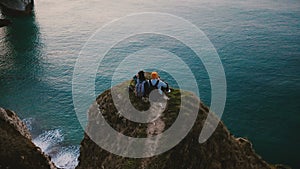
<box><xmin>33</xmin><ymin>129</ymin><xmax>64</xmax><ymax>153</ymax></box>
<box><xmin>23</xmin><ymin>119</ymin><xmax>79</xmax><ymax>169</ymax></box>
<box><xmin>22</xmin><ymin>118</ymin><xmax>34</xmax><ymax>131</ymax></box>
<box><xmin>51</xmin><ymin>146</ymin><xmax>79</xmax><ymax>169</ymax></box>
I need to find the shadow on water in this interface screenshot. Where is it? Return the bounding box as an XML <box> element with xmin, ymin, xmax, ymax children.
<box><xmin>0</xmin><ymin>10</ymin><xmax>49</xmax><ymax>135</ymax></box>
<box><xmin>0</xmin><ymin>12</ymin><xmax>45</xmax><ymax>112</ymax></box>
<box><xmin>0</xmin><ymin>12</ymin><xmax>43</xmax><ymax>78</ymax></box>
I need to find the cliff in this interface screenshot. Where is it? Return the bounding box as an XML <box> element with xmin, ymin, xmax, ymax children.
<box><xmin>0</xmin><ymin>107</ymin><xmax>56</xmax><ymax>169</ymax></box>
<box><xmin>0</xmin><ymin>0</ymin><xmax>34</xmax><ymax>16</ymax></box>
<box><xmin>76</xmin><ymin>81</ymin><xmax>290</xmax><ymax>169</ymax></box>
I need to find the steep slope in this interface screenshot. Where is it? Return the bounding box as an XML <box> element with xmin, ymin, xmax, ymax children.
<box><xmin>76</xmin><ymin>81</ymin><xmax>290</xmax><ymax>169</ymax></box>
<box><xmin>0</xmin><ymin>107</ymin><xmax>56</xmax><ymax>169</ymax></box>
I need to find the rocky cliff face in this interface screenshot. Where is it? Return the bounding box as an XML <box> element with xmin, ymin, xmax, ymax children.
<box><xmin>0</xmin><ymin>0</ymin><xmax>34</xmax><ymax>16</ymax></box>
<box><xmin>0</xmin><ymin>107</ymin><xmax>56</xmax><ymax>169</ymax></box>
<box><xmin>76</xmin><ymin>82</ymin><xmax>290</xmax><ymax>169</ymax></box>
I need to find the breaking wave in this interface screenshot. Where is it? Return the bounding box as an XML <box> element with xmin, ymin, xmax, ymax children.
<box><xmin>23</xmin><ymin>118</ymin><xmax>79</xmax><ymax>169</ymax></box>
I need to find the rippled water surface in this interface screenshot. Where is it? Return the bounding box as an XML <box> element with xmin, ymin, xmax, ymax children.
<box><xmin>0</xmin><ymin>0</ymin><xmax>299</xmax><ymax>168</ymax></box>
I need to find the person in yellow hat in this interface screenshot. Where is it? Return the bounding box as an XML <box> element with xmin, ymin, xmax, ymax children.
<box><xmin>149</xmin><ymin>71</ymin><xmax>169</xmax><ymax>95</ymax></box>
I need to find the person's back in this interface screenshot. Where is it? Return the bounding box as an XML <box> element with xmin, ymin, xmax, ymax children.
<box><xmin>135</xmin><ymin>70</ymin><xmax>148</xmax><ymax>97</ymax></box>
<box><xmin>148</xmin><ymin>72</ymin><xmax>168</xmax><ymax>95</ymax></box>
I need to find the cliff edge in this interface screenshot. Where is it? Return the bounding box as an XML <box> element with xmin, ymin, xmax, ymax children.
<box><xmin>0</xmin><ymin>0</ymin><xmax>34</xmax><ymax>16</ymax></box>
<box><xmin>76</xmin><ymin>81</ymin><xmax>291</xmax><ymax>169</ymax></box>
<box><xmin>0</xmin><ymin>107</ymin><xmax>56</xmax><ymax>169</ymax></box>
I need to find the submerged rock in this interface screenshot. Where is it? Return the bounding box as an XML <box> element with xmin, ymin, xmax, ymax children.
<box><xmin>76</xmin><ymin>81</ymin><xmax>291</xmax><ymax>169</ymax></box>
<box><xmin>0</xmin><ymin>107</ymin><xmax>56</xmax><ymax>169</ymax></box>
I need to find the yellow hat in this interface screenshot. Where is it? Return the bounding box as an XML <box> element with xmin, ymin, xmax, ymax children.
<box><xmin>151</xmin><ymin>72</ymin><xmax>158</xmax><ymax>79</ymax></box>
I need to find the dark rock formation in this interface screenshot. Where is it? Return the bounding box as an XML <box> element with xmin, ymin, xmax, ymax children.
<box><xmin>0</xmin><ymin>107</ymin><xmax>56</xmax><ymax>169</ymax></box>
<box><xmin>76</xmin><ymin>81</ymin><xmax>291</xmax><ymax>169</ymax></box>
<box><xmin>0</xmin><ymin>18</ymin><xmax>11</xmax><ymax>27</ymax></box>
<box><xmin>0</xmin><ymin>0</ymin><xmax>34</xmax><ymax>16</ymax></box>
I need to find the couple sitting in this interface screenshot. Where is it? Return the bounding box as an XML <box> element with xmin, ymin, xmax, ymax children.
<box><xmin>133</xmin><ymin>70</ymin><xmax>170</xmax><ymax>98</ymax></box>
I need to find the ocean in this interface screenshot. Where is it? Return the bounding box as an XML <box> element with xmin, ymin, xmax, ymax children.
<box><xmin>0</xmin><ymin>0</ymin><xmax>299</xmax><ymax>168</ymax></box>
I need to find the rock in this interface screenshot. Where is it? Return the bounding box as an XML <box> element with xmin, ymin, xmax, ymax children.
<box><xmin>76</xmin><ymin>81</ymin><xmax>291</xmax><ymax>169</ymax></box>
<box><xmin>0</xmin><ymin>107</ymin><xmax>57</xmax><ymax>169</ymax></box>
<box><xmin>0</xmin><ymin>18</ymin><xmax>11</xmax><ymax>27</ymax></box>
<box><xmin>0</xmin><ymin>0</ymin><xmax>34</xmax><ymax>16</ymax></box>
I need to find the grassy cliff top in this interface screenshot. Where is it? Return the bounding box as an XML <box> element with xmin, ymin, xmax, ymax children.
<box><xmin>76</xmin><ymin>79</ymin><xmax>290</xmax><ymax>169</ymax></box>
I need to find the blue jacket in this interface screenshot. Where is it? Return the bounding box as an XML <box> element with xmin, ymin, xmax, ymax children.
<box><xmin>149</xmin><ymin>79</ymin><xmax>167</xmax><ymax>95</ymax></box>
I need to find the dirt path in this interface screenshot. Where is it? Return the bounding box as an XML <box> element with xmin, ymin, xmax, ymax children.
<box><xmin>140</xmin><ymin>101</ymin><xmax>167</xmax><ymax>169</ymax></box>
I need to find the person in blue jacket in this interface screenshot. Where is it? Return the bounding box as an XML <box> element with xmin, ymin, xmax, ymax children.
<box><xmin>134</xmin><ymin>70</ymin><xmax>147</xmax><ymax>97</ymax></box>
<box><xmin>149</xmin><ymin>72</ymin><xmax>170</xmax><ymax>95</ymax></box>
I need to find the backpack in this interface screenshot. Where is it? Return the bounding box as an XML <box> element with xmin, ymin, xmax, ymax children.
<box><xmin>135</xmin><ymin>80</ymin><xmax>148</xmax><ymax>97</ymax></box>
<box><xmin>161</xmin><ymin>82</ymin><xmax>170</xmax><ymax>93</ymax></box>
<box><xmin>146</xmin><ymin>79</ymin><xmax>159</xmax><ymax>95</ymax></box>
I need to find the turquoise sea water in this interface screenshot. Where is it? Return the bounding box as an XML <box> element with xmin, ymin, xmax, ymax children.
<box><xmin>0</xmin><ymin>0</ymin><xmax>299</xmax><ymax>168</ymax></box>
